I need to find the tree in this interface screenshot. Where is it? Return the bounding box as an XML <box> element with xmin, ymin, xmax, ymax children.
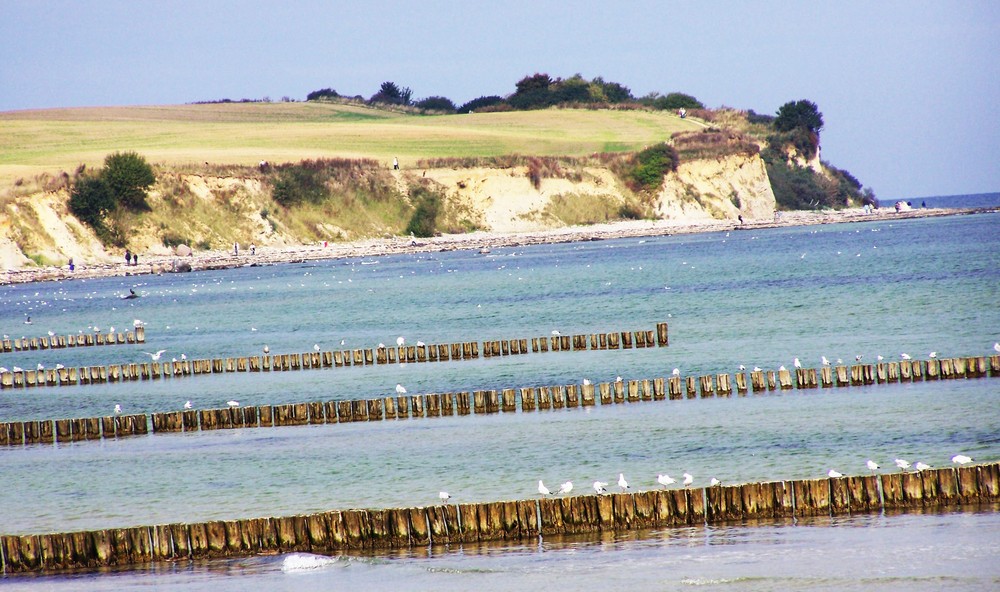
<box><xmin>101</xmin><ymin>151</ymin><xmax>155</xmax><ymax>211</ymax></box>
<box><xmin>457</xmin><ymin>95</ymin><xmax>505</xmax><ymax>114</ymax></box>
<box><xmin>69</xmin><ymin>176</ymin><xmax>116</xmax><ymax>229</ymax></box>
<box><xmin>306</xmin><ymin>88</ymin><xmax>339</xmax><ymax>101</ymax></box>
<box><xmin>370</xmin><ymin>81</ymin><xmax>412</xmax><ymax>106</ymax></box>
<box><xmin>774</xmin><ymin>100</ymin><xmax>824</xmax><ymax>134</ymax></box>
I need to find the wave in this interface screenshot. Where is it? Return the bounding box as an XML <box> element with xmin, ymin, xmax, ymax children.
<box><xmin>280</xmin><ymin>552</ymin><xmax>342</xmax><ymax>572</ymax></box>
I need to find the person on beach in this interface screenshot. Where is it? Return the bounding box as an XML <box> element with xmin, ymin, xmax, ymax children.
<box><xmin>250</xmin><ymin>243</ymin><xmax>256</xmax><ymax>255</ymax></box>
<box><xmin>393</xmin><ymin>157</ymin><xmax>399</xmax><ymax>170</ymax></box>
<box><xmin>68</xmin><ymin>258</ymin><xmax>74</xmax><ymax>272</ymax></box>
<box><xmin>125</xmin><ymin>249</ymin><xmax>131</xmax><ymax>265</ymax></box>
<box><xmin>132</xmin><ymin>253</ymin><xmax>138</xmax><ymax>266</ymax></box>
<box><xmin>234</xmin><ymin>242</ymin><xmax>239</xmax><ymax>256</ymax></box>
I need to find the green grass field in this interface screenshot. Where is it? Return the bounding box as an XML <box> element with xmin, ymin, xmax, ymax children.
<box><xmin>0</xmin><ymin>102</ymin><xmax>703</xmax><ymax>188</ymax></box>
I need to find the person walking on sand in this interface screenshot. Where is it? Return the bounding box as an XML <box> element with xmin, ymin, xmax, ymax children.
<box><xmin>125</xmin><ymin>249</ymin><xmax>131</xmax><ymax>265</ymax></box>
<box><xmin>234</xmin><ymin>242</ymin><xmax>239</xmax><ymax>256</ymax></box>
<box><xmin>393</xmin><ymin>157</ymin><xmax>399</xmax><ymax>170</ymax></box>
<box><xmin>250</xmin><ymin>243</ymin><xmax>256</xmax><ymax>256</ymax></box>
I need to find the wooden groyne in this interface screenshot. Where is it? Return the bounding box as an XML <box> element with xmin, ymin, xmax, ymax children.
<box><xmin>0</xmin><ymin>328</ymin><xmax>144</xmax><ymax>354</ymax></box>
<box><xmin>0</xmin><ymin>323</ymin><xmax>667</xmax><ymax>390</ymax></box>
<box><xmin>3</xmin><ymin>353</ymin><xmax>997</xmax><ymax>448</ymax></box>
<box><xmin>1</xmin><ymin>462</ymin><xmax>996</xmax><ymax>575</ymax></box>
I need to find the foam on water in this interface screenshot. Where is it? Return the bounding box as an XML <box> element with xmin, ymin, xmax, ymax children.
<box><xmin>280</xmin><ymin>553</ymin><xmax>343</xmax><ymax>573</ymax></box>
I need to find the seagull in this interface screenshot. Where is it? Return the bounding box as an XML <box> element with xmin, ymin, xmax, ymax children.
<box><xmin>877</xmin><ymin>354</ymin><xmax>884</xmax><ymax>362</ymax></box>
<box><xmin>682</xmin><ymin>473</ymin><xmax>694</xmax><ymax>487</ymax></box>
<box><xmin>582</xmin><ymin>378</ymin><xmax>591</xmax><ymax>385</ymax></box>
<box><xmin>615</xmin><ymin>376</ymin><xmax>623</xmax><ymax>382</ymax></box>
<box><xmin>439</xmin><ymin>491</ymin><xmax>451</xmax><ymax>502</ymax></box>
<box><xmin>133</xmin><ymin>319</ymin><xmax>145</xmax><ymax>328</ymax></box>
<box><xmin>914</xmin><ymin>462</ymin><xmax>931</xmax><ymax>471</ymax></box>
<box><xmin>618</xmin><ymin>473</ymin><xmax>629</xmax><ymax>491</ymax></box>
<box><xmin>709</xmin><ymin>477</ymin><xmax>721</xmax><ymax>487</ymax></box>
<box><xmin>143</xmin><ymin>350</ymin><xmax>167</xmax><ymax>361</ymax></box>
<box><xmin>227</xmin><ymin>400</ymin><xmax>240</xmax><ymax>408</ymax></box>
<box><xmin>47</xmin><ymin>330</ymin><xmax>55</xmax><ymax>337</ymax></box>
<box><xmin>900</xmin><ymin>353</ymin><xmax>911</xmax><ymax>360</ymax></box>
<box><xmin>894</xmin><ymin>458</ymin><xmax>911</xmax><ymax>471</ymax></box>
<box><xmin>395</xmin><ymin>384</ymin><xmax>407</xmax><ymax>394</ymax></box>
<box><xmin>114</xmin><ymin>404</ymin><xmax>122</xmax><ymax>414</ymax></box>
<box><xmin>12</xmin><ymin>366</ymin><xmax>23</xmax><ymax>373</ymax></box>
<box><xmin>180</xmin><ymin>354</ymin><xmax>187</xmax><ymax>361</ymax></box>
<box><xmin>836</xmin><ymin>359</ymin><xmax>843</xmax><ymax>365</ymax></box>
<box><xmin>396</xmin><ymin>336</ymin><xmax>405</xmax><ymax>347</ymax></box>
<box><xmin>855</xmin><ymin>355</ymin><xmax>863</xmax><ymax>362</ymax></box>
<box><xmin>314</xmin><ymin>344</ymin><xmax>321</xmax><ymax>352</ymax></box>
<box><xmin>778</xmin><ymin>365</ymin><xmax>786</xmax><ymax>371</ymax></box>
<box><xmin>672</xmin><ymin>368</ymin><xmax>680</xmax><ymax>376</ymax></box>
<box><xmin>24</xmin><ymin>317</ymin><xmax>32</xmax><ymax>325</ymax></box>
<box><xmin>263</xmin><ymin>345</ymin><xmax>270</xmax><ymax>354</ymax></box>
<box><xmin>551</xmin><ymin>330</ymin><xmax>561</xmax><ymax>336</ymax></box>
<box><xmin>793</xmin><ymin>357</ymin><xmax>801</xmax><ymax>368</ymax></box>
<box><xmin>416</xmin><ymin>340</ymin><xmax>425</xmax><ymax>347</ymax></box>
<box><xmin>184</xmin><ymin>401</ymin><xmax>192</xmax><ymax>409</ymax></box>
<box><xmin>866</xmin><ymin>460</ymin><xmax>880</xmax><ymax>473</ymax></box>
<box><xmin>593</xmin><ymin>481</ymin><xmax>608</xmax><ymax>494</ymax></box>
<box><xmin>538</xmin><ymin>480</ymin><xmax>552</xmax><ymax>495</ymax></box>
<box><xmin>951</xmin><ymin>454</ymin><xmax>973</xmax><ymax>465</ymax></box>
<box><xmin>821</xmin><ymin>356</ymin><xmax>830</xmax><ymax>366</ymax></box>
<box><xmin>55</xmin><ymin>364</ymin><xmax>64</xmax><ymax>370</ymax></box>
<box><xmin>738</xmin><ymin>364</ymin><xmax>746</xmax><ymax>371</ymax></box>
<box><xmin>558</xmin><ymin>481</ymin><xmax>573</xmax><ymax>495</ymax></box>
<box><xmin>828</xmin><ymin>470</ymin><xmax>843</xmax><ymax>478</ymax></box>
<box><xmin>0</xmin><ymin>367</ymin><xmax>7</xmax><ymax>374</ymax></box>
<box><xmin>657</xmin><ymin>474</ymin><xmax>676</xmax><ymax>488</ymax></box>
<box><xmin>36</xmin><ymin>363</ymin><xmax>44</xmax><ymax>371</ymax></box>
<box><xmin>994</xmin><ymin>342</ymin><xmax>1000</xmax><ymax>353</ymax></box>
<box><xmin>929</xmin><ymin>351</ymin><xmax>937</xmax><ymax>359</ymax></box>
<box><xmin>752</xmin><ymin>366</ymin><xmax>762</xmax><ymax>372</ymax></box>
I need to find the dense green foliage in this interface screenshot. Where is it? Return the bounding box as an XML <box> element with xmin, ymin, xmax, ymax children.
<box><xmin>414</xmin><ymin>96</ymin><xmax>457</xmax><ymax>112</ymax></box>
<box><xmin>306</xmin><ymin>88</ymin><xmax>339</xmax><ymax>101</ymax></box>
<box><xmin>639</xmin><ymin>92</ymin><xmax>704</xmax><ymax>111</ymax></box>
<box><xmin>68</xmin><ymin>176</ymin><xmax>116</xmax><ymax>232</ymax></box>
<box><xmin>370</xmin><ymin>81</ymin><xmax>413</xmax><ymax>106</ymax></box>
<box><xmin>774</xmin><ymin>100</ymin><xmax>824</xmax><ymax>134</ymax></box>
<box><xmin>271</xmin><ymin>164</ymin><xmax>327</xmax><ymax>206</ymax></box>
<box><xmin>627</xmin><ymin>143</ymin><xmax>679</xmax><ymax>193</ymax></box>
<box><xmin>457</xmin><ymin>95</ymin><xmax>505</xmax><ymax>114</ymax></box>
<box><xmin>762</xmin><ymin>150</ymin><xmax>865</xmax><ymax>210</ymax></box>
<box><xmin>102</xmin><ymin>151</ymin><xmax>155</xmax><ymax>211</ymax></box>
<box><xmin>405</xmin><ymin>185</ymin><xmax>442</xmax><ymax>237</ymax></box>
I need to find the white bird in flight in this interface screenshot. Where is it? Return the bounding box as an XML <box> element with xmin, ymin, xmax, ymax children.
<box><xmin>618</xmin><ymin>473</ymin><xmax>629</xmax><ymax>491</ymax></box>
<box><xmin>558</xmin><ymin>481</ymin><xmax>573</xmax><ymax>495</ymax></box>
<box><xmin>593</xmin><ymin>481</ymin><xmax>608</xmax><ymax>494</ymax></box>
<box><xmin>395</xmin><ymin>384</ymin><xmax>407</xmax><ymax>394</ymax></box>
<box><xmin>828</xmin><ymin>469</ymin><xmax>843</xmax><ymax>478</ymax></box>
<box><xmin>866</xmin><ymin>460</ymin><xmax>880</xmax><ymax>473</ymax></box>
<box><xmin>227</xmin><ymin>400</ymin><xmax>240</xmax><ymax>408</ymax></box>
<box><xmin>894</xmin><ymin>458</ymin><xmax>911</xmax><ymax>471</ymax></box>
<box><xmin>538</xmin><ymin>480</ymin><xmax>551</xmax><ymax>495</ymax></box>
<box><xmin>657</xmin><ymin>474</ymin><xmax>676</xmax><ymax>488</ymax></box>
<box><xmin>951</xmin><ymin>454</ymin><xmax>973</xmax><ymax>465</ymax></box>
<box><xmin>143</xmin><ymin>350</ymin><xmax>167</xmax><ymax>361</ymax></box>
<box><xmin>682</xmin><ymin>473</ymin><xmax>694</xmax><ymax>487</ymax></box>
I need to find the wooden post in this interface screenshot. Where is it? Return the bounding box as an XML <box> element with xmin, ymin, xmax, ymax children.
<box><xmin>667</xmin><ymin>377</ymin><xmax>682</xmax><ymax>400</ymax></box>
<box><xmin>582</xmin><ymin>383</ymin><xmax>597</xmax><ymax>406</ymax></box>
<box><xmin>699</xmin><ymin>375</ymin><xmax>714</xmax><ymax>398</ymax></box>
<box><xmin>685</xmin><ymin>376</ymin><xmax>697</xmax><ymax>399</ymax></box>
<box><xmin>600</xmin><ymin>382</ymin><xmax>614</xmax><ymax>404</ymax></box>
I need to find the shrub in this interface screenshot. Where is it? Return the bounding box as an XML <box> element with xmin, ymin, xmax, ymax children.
<box><xmin>102</xmin><ymin>151</ymin><xmax>155</xmax><ymax>211</ymax></box>
<box><xmin>762</xmin><ymin>151</ymin><xmax>835</xmax><ymax>210</ymax></box>
<box><xmin>370</xmin><ymin>81</ymin><xmax>412</xmax><ymax>106</ymax></box>
<box><xmin>414</xmin><ymin>96</ymin><xmax>457</xmax><ymax>113</ymax></box>
<box><xmin>457</xmin><ymin>95</ymin><xmax>505</xmax><ymax>114</ymax></box>
<box><xmin>774</xmin><ymin>100</ymin><xmax>823</xmax><ymax>134</ymax></box>
<box><xmin>627</xmin><ymin>143</ymin><xmax>678</xmax><ymax>193</ymax></box>
<box><xmin>405</xmin><ymin>185</ymin><xmax>442</xmax><ymax>237</ymax></box>
<box><xmin>271</xmin><ymin>165</ymin><xmax>327</xmax><ymax>206</ymax></box>
<box><xmin>69</xmin><ymin>176</ymin><xmax>116</xmax><ymax>230</ymax></box>
<box><xmin>306</xmin><ymin>88</ymin><xmax>339</xmax><ymax>101</ymax></box>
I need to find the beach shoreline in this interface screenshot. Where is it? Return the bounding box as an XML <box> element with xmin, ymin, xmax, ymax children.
<box><xmin>1</xmin><ymin>207</ymin><xmax>991</xmax><ymax>286</ymax></box>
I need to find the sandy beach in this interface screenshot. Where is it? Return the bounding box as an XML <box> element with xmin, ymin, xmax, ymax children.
<box><xmin>1</xmin><ymin>206</ymin><xmax>988</xmax><ymax>286</ymax></box>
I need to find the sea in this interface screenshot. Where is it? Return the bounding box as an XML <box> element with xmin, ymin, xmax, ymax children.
<box><xmin>1</xmin><ymin>192</ymin><xmax>998</xmax><ymax>591</ymax></box>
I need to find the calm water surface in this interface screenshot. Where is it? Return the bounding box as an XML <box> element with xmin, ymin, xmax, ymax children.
<box><xmin>1</xmin><ymin>202</ymin><xmax>998</xmax><ymax>590</ymax></box>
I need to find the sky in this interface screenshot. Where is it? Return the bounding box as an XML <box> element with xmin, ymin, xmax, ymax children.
<box><xmin>1</xmin><ymin>0</ymin><xmax>997</xmax><ymax>200</ymax></box>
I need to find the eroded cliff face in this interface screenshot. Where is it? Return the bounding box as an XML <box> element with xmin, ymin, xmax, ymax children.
<box><xmin>0</xmin><ymin>154</ymin><xmax>776</xmax><ymax>270</ymax></box>
<box><xmin>656</xmin><ymin>153</ymin><xmax>776</xmax><ymax>222</ymax></box>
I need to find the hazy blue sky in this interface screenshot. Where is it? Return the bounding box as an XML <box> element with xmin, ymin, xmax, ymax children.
<box><xmin>2</xmin><ymin>1</ymin><xmax>997</xmax><ymax>199</ymax></box>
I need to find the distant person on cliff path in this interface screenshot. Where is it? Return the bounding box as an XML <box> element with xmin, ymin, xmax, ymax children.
<box><xmin>234</xmin><ymin>242</ymin><xmax>239</xmax><ymax>256</ymax></box>
<box><xmin>393</xmin><ymin>157</ymin><xmax>399</xmax><ymax>170</ymax></box>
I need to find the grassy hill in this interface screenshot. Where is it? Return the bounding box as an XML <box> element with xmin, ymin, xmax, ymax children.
<box><xmin>0</xmin><ymin>102</ymin><xmax>704</xmax><ymax>190</ymax></box>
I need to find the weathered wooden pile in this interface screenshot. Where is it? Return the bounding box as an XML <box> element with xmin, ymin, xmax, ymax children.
<box><xmin>0</xmin><ymin>324</ymin><xmax>667</xmax><ymax>390</ymax></box>
<box><xmin>2</xmin><ymin>351</ymin><xmax>997</xmax><ymax>448</ymax></box>
<box><xmin>1</xmin><ymin>463</ymin><xmax>996</xmax><ymax>574</ymax></box>
<box><xmin>0</xmin><ymin>328</ymin><xmax>145</xmax><ymax>354</ymax></box>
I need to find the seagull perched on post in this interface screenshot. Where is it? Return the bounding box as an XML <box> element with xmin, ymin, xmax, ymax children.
<box><xmin>114</xmin><ymin>404</ymin><xmax>122</xmax><ymax>415</ymax></box>
<box><xmin>184</xmin><ymin>401</ymin><xmax>192</xmax><ymax>409</ymax></box>
<box><xmin>396</xmin><ymin>336</ymin><xmax>405</xmax><ymax>347</ymax></box>
<box><xmin>558</xmin><ymin>481</ymin><xmax>573</xmax><ymax>495</ymax></box>
<box><xmin>828</xmin><ymin>469</ymin><xmax>843</xmax><ymax>478</ymax></box>
<box><xmin>593</xmin><ymin>481</ymin><xmax>608</xmax><ymax>494</ymax></box>
<box><xmin>439</xmin><ymin>491</ymin><xmax>451</xmax><ymax>502</ymax></box>
<box><xmin>682</xmin><ymin>473</ymin><xmax>694</xmax><ymax>487</ymax></box>
<box><xmin>657</xmin><ymin>474</ymin><xmax>676</xmax><ymax>488</ymax></box>
<box><xmin>709</xmin><ymin>477</ymin><xmax>722</xmax><ymax>487</ymax></box>
<box><xmin>538</xmin><ymin>480</ymin><xmax>552</xmax><ymax>495</ymax></box>
<box><xmin>951</xmin><ymin>454</ymin><xmax>973</xmax><ymax>465</ymax></box>
<box><xmin>793</xmin><ymin>358</ymin><xmax>801</xmax><ymax>369</ymax></box>
<box><xmin>395</xmin><ymin>384</ymin><xmax>407</xmax><ymax>394</ymax></box>
<box><xmin>672</xmin><ymin>368</ymin><xmax>680</xmax><ymax>377</ymax></box>
<box><xmin>894</xmin><ymin>458</ymin><xmax>911</xmax><ymax>471</ymax></box>
<box><xmin>618</xmin><ymin>473</ymin><xmax>629</xmax><ymax>491</ymax></box>
<box><xmin>914</xmin><ymin>462</ymin><xmax>931</xmax><ymax>471</ymax></box>
<box><xmin>866</xmin><ymin>460</ymin><xmax>880</xmax><ymax>474</ymax></box>
<box><xmin>994</xmin><ymin>342</ymin><xmax>1000</xmax><ymax>354</ymax></box>
<box><xmin>900</xmin><ymin>353</ymin><xmax>911</xmax><ymax>360</ymax></box>
<box><xmin>227</xmin><ymin>400</ymin><xmax>240</xmax><ymax>408</ymax></box>
<box><xmin>821</xmin><ymin>356</ymin><xmax>830</xmax><ymax>366</ymax></box>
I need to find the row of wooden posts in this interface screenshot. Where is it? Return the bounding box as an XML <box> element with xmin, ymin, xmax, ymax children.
<box><xmin>0</xmin><ymin>324</ymin><xmax>668</xmax><ymax>390</ymax></box>
<box><xmin>0</xmin><ymin>328</ymin><xmax>145</xmax><ymax>353</ymax></box>
<box><xmin>3</xmin><ymin>354</ymin><xmax>998</xmax><ymax>448</ymax></box>
<box><xmin>1</xmin><ymin>462</ymin><xmax>996</xmax><ymax>574</ymax></box>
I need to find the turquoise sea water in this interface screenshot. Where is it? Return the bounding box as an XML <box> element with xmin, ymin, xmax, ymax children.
<box><xmin>1</xmin><ymin>199</ymin><xmax>999</xmax><ymax>590</ymax></box>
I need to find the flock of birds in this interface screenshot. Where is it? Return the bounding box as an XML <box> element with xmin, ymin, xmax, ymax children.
<box><xmin>435</xmin><ymin>455</ymin><xmax>981</xmax><ymax>504</ymax></box>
